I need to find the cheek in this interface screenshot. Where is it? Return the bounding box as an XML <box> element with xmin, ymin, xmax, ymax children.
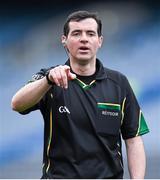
<box><xmin>68</xmin><ymin>41</ymin><xmax>77</xmax><ymax>51</ymax></box>
<box><xmin>92</xmin><ymin>39</ymin><xmax>101</xmax><ymax>49</ymax></box>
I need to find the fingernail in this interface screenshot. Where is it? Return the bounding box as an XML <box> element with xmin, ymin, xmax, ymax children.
<box><xmin>73</xmin><ymin>74</ymin><xmax>76</xmax><ymax>79</ymax></box>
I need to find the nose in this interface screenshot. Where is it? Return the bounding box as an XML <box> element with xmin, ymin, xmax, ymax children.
<box><xmin>79</xmin><ymin>32</ymin><xmax>88</xmax><ymax>43</ymax></box>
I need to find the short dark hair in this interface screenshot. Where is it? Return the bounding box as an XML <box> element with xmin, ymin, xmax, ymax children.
<box><xmin>63</xmin><ymin>10</ymin><xmax>102</xmax><ymax>37</ymax></box>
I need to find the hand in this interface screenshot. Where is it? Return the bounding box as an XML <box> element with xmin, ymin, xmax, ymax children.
<box><xmin>48</xmin><ymin>65</ymin><xmax>76</xmax><ymax>89</ymax></box>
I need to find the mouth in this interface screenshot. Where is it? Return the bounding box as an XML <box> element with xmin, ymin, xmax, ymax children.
<box><xmin>78</xmin><ymin>46</ymin><xmax>90</xmax><ymax>53</ymax></box>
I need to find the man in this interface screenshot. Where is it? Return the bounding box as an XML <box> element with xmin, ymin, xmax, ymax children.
<box><xmin>11</xmin><ymin>11</ymin><xmax>149</xmax><ymax>179</ymax></box>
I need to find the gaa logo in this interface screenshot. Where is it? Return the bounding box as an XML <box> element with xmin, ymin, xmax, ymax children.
<box><xmin>59</xmin><ymin>106</ymin><xmax>70</xmax><ymax>114</ymax></box>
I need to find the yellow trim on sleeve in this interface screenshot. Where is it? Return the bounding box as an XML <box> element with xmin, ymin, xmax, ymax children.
<box><xmin>121</xmin><ymin>97</ymin><xmax>126</xmax><ymax>125</ymax></box>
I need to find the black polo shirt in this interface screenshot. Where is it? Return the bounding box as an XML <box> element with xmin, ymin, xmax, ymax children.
<box><xmin>21</xmin><ymin>59</ymin><xmax>149</xmax><ymax>179</ymax></box>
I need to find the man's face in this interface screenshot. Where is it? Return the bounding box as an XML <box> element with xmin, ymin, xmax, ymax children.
<box><xmin>62</xmin><ymin>18</ymin><xmax>103</xmax><ymax>63</ymax></box>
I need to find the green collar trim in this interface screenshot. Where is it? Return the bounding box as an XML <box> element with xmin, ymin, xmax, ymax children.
<box><xmin>75</xmin><ymin>78</ymin><xmax>96</xmax><ymax>90</ymax></box>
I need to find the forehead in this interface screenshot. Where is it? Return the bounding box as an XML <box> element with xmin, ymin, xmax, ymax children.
<box><xmin>68</xmin><ymin>18</ymin><xmax>98</xmax><ymax>32</ymax></box>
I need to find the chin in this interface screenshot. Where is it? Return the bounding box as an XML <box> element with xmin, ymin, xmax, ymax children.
<box><xmin>77</xmin><ymin>55</ymin><xmax>92</xmax><ymax>61</ymax></box>
<box><xmin>76</xmin><ymin>58</ymin><xmax>94</xmax><ymax>65</ymax></box>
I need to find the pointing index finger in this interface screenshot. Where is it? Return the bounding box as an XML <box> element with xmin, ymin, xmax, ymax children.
<box><xmin>64</xmin><ymin>65</ymin><xmax>76</xmax><ymax>80</ymax></box>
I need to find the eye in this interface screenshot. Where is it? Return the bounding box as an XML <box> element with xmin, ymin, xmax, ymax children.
<box><xmin>88</xmin><ymin>32</ymin><xmax>96</xmax><ymax>36</ymax></box>
<box><xmin>89</xmin><ymin>33</ymin><xmax>94</xmax><ymax>36</ymax></box>
<box><xmin>72</xmin><ymin>32</ymin><xmax>80</xmax><ymax>36</ymax></box>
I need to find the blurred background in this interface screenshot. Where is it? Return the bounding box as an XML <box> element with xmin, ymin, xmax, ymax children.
<box><xmin>0</xmin><ymin>0</ymin><xmax>160</xmax><ymax>178</ymax></box>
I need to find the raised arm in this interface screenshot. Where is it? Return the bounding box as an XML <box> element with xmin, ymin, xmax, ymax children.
<box><xmin>11</xmin><ymin>76</ymin><xmax>51</xmax><ymax>112</ymax></box>
<box><xmin>11</xmin><ymin>65</ymin><xmax>76</xmax><ymax>112</ymax></box>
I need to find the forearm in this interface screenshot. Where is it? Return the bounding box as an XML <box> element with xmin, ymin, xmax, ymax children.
<box><xmin>11</xmin><ymin>65</ymin><xmax>76</xmax><ymax>112</ymax></box>
<box><xmin>11</xmin><ymin>77</ymin><xmax>51</xmax><ymax>112</ymax></box>
<box><xmin>125</xmin><ymin>136</ymin><xmax>146</xmax><ymax>179</ymax></box>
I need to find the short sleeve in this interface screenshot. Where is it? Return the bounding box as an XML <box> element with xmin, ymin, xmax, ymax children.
<box><xmin>121</xmin><ymin>77</ymin><xmax>149</xmax><ymax>140</ymax></box>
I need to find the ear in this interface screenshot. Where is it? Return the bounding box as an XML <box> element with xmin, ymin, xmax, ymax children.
<box><xmin>61</xmin><ymin>35</ymin><xmax>67</xmax><ymax>46</ymax></box>
<box><xmin>98</xmin><ymin>36</ymin><xmax>103</xmax><ymax>48</ymax></box>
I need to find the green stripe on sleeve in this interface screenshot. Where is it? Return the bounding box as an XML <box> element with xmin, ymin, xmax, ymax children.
<box><xmin>136</xmin><ymin>111</ymin><xmax>149</xmax><ymax>136</ymax></box>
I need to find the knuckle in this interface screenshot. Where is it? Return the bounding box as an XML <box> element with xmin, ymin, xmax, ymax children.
<box><xmin>52</xmin><ymin>75</ymin><xmax>57</xmax><ymax>81</ymax></box>
<box><xmin>62</xmin><ymin>74</ymin><xmax>67</xmax><ymax>80</ymax></box>
<box><xmin>57</xmin><ymin>75</ymin><xmax>62</xmax><ymax>81</ymax></box>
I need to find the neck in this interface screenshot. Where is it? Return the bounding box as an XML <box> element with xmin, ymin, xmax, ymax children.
<box><xmin>70</xmin><ymin>58</ymin><xmax>96</xmax><ymax>76</ymax></box>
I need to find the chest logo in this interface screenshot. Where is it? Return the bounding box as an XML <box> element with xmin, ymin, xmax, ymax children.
<box><xmin>59</xmin><ymin>106</ymin><xmax>70</xmax><ymax>114</ymax></box>
<box><xmin>102</xmin><ymin>110</ymin><xmax>119</xmax><ymax>116</ymax></box>
<box><xmin>97</xmin><ymin>102</ymin><xmax>120</xmax><ymax>117</ymax></box>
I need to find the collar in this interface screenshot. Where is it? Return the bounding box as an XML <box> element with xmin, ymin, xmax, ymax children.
<box><xmin>65</xmin><ymin>59</ymin><xmax>107</xmax><ymax>80</ymax></box>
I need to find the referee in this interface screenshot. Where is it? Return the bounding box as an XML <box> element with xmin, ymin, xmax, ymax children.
<box><xmin>11</xmin><ymin>10</ymin><xmax>149</xmax><ymax>179</ymax></box>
